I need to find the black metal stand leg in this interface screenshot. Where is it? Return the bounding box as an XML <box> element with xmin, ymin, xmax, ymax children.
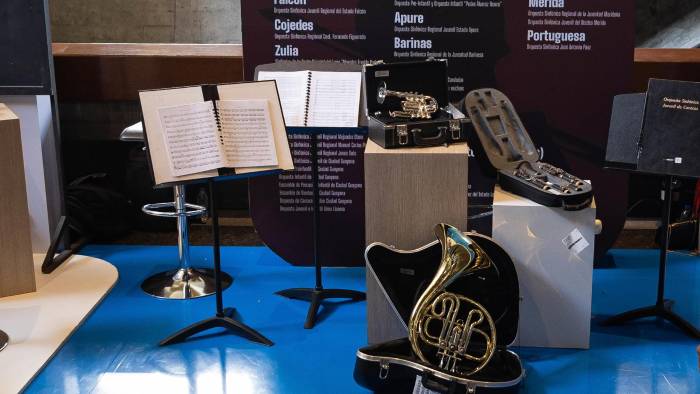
<box><xmin>159</xmin><ymin>309</ymin><xmax>273</xmax><ymax>347</ymax></box>
<box><xmin>275</xmin><ymin>132</ymin><xmax>365</xmax><ymax>329</ymax></box>
<box><xmin>603</xmin><ymin>175</ymin><xmax>700</xmax><ymax>338</ymax></box>
<box><xmin>0</xmin><ymin>329</ymin><xmax>8</xmax><ymax>352</ymax></box>
<box><xmin>276</xmin><ymin>288</ymin><xmax>366</xmax><ymax>329</ymax></box>
<box><xmin>42</xmin><ymin>216</ymin><xmax>89</xmax><ymax>274</ymax></box>
<box><xmin>159</xmin><ymin>180</ymin><xmax>274</xmax><ymax>347</ymax></box>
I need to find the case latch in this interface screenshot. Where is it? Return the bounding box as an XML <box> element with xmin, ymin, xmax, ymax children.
<box><xmin>378</xmin><ymin>361</ymin><xmax>390</xmax><ymax>380</ymax></box>
<box><xmin>449</xmin><ymin>119</ymin><xmax>461</xmax><ymax>140</ymax></box>
<box><xmin>397</xmin><ymin>124</ymin><xmax>409</xmax><ymax>145</ymax></box>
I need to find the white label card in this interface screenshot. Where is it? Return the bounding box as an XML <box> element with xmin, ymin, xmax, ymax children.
<box><xmin>413</xmin><ymin>376</ymin><xmax>441</xmax><ymax>394</ymax></box>
<box><xmin>562</xmin><ymin>228</ymin><xmax>590</xmax><ymax>255</ymax></box>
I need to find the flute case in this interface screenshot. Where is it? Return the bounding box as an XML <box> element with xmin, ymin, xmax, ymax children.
<box><xmin>363</xmin><ymin>59</ymin><xmax>471</xmax><ymax>148</ymax></box>
<box><xmin>354</xmin><ymin>232</ymin><xmax>523</xmax><ymax>394</ymax></box>
<box><xmin>464</xmin><ymin>89</ymin><xmax>593</xmax><ymax>210</ymax></box>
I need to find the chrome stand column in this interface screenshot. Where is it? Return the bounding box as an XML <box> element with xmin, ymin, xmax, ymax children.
<box><xmin>141</xmin><ymin>185</ymin><xmax>232</xmax><ymax>299</ymax></box>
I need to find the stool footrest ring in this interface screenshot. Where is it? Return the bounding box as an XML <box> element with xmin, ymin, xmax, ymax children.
<box><xmin>142</xmin><ymin>202</ymin><xmax>207</xmax><ymax>218</ymax></box>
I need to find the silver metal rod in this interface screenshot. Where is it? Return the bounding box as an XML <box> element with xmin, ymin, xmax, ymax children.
<box><xmin>175</xmin><ymin>185</ymin><xmax>190</xmax><ymax>274</ymax></box>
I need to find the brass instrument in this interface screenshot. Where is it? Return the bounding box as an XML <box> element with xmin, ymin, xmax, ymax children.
<box><xmin>408</xmin><ymin>224</ymin><xmax>497</xmax><ymax>376</ymax></box>
<box><xmin>377</xmin><ymin>81</ymin><xmax>438</xmax><ymax>119</ymax></box>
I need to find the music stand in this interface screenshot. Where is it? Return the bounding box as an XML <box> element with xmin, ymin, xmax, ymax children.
<box><xmin>159</xmin><ymin>178</ymin><xmax>273</xmax><ymax>346</ymax></box>
<box><xmin>602</xmin><ymin>92</ymin><xmax>700</xmax><ymax>338</ymax></box>
<box><xmin>276</xmin><ymin>131</ymin><xmax>366</xmax><ymax>329</ymax></box>
<box><xmin>603</xmin><ymin>175</ymin><xmax>700</xmax><ymax>338</ymax></box>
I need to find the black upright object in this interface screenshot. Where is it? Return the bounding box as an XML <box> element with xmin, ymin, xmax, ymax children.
<box><xmin>276</xmin><ymin>132</ymin><xmax>366</xmax><ymax>329</ymax></box>
<box><xmin>159</xmin><ymin>180</ymin><xmax>273</xmax><ymax>347</ymax></box>
<box><xmin>0</xmin><ymin>329</ymin><xmax>8</xmax><ymax>352</ymax></box>
<box><xmin>603</xmin><ymin>175</ymin><xmax>700</xmax><ymax>338</ymax></box>
<box><xmin>41</xmin><ymin>216</ymin><xmax>88</xmax><ymax>274</ymax></box>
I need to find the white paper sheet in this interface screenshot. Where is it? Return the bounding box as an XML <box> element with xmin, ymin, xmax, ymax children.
<box><xmin>217</xmin><ymin>99</ymin><xmax>278</xmax><ymax>168</ymax></box>
<box><xmin>306</xmin><ymin>71</ymin><xmax>361</xmax><ymax>127</ymax></box>
<box><xmin>158</xmin><ymin>101</ymin><xmax>223</xmax><ymax>176</ymax></box>
<box><xmin>257</xmin><ymin>71</ymin><xmax>308</xmax><ymax>127</ymax></box>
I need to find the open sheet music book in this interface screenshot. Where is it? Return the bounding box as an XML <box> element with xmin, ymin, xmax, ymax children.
<box><xmin>257</xmin><ymin>70</ymin><xmax>361</xmax><ymax>127</ymax></box>
<box><xmin>139</xmin><ymin>81</ymin><xmax>293</xmax><ymax>186</ymax></box>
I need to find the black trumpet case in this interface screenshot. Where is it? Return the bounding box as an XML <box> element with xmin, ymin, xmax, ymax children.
<box><xmin>464</xmin><ymin>88</ymin><xmax>593</xmax><ymax>210</ymax></box>
<box><xmin>354</xmin><ymin>228</ymin><xmax>523</xmax><ymax>394</ymax></box>
<box><xmin>363</xmin><ymin>59</ymin><xmax>471</xmax><ymax>148</ymax></box>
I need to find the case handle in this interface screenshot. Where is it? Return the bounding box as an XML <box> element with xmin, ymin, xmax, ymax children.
<box><xmin>412</xmin><ymin>127</ymin><xmax>447</xmax><ymax>147</ymax></box>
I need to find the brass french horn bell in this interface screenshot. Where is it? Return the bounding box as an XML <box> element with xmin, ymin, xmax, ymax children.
<box><xmin>408</xmin><ymin>224</ymin><xmax>497</xmax><ymax>376</ymax></box>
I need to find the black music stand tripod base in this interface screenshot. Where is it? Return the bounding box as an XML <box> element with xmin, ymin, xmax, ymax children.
<box><xmin>158</xmin><ymin>180</ymin><xmax>273</xmax><ymax>348</ymax></box>
<box><xmin>276</xmin><ymin>287</ymin><xmax>366</xmax><ymax>329</ymax></box>
<box><xmin>602</xmin><ymin>175</ymin><xmax>700</xmax><ymax>339</ymax></box>
<box><xmin>602</xmin><ymin>300</ymin><xmax>700</xmax><ymax>338</ymax></box>
<box><xmin>159</xmin><ymin>308</ymin><xmax>273</xmax><ymax>347</ymax></box>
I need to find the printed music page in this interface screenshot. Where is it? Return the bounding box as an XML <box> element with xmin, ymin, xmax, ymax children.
<box><xmin>216</xmin><ymin>81</ymin><xmax>294</xmax><ymax>174</ymax></box>
<box><xmin>306</xmin><ymin>71</ymin><xmax>361</xmax><ymax>127</ymax></box>
<box><xmin>257</xmin><ymin>71</ymin><xmax>307</xmax><ymax>127</ymax></box>
<box><xmin>158</xmin><ymin>101</ymin><xmax>224</xmax><ymax>177</ymax></box>
<box><xmin>217</xmin><ymin>99</ymin><xmax>278</xmax><ymax>168</ymax></box>
<box><xmin>139</xmin><ymin>86</ymin><xmax>220</xmax><ymax>185</ymax></box>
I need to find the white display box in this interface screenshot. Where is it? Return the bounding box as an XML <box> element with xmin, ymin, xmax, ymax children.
<box><xmin>493</xmin><ymin>186</ymin><xmax>596</xmax><ymax>349</ymax></box>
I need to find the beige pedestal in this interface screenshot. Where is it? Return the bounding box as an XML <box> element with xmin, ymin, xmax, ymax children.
<box><xmin>364</xmin><ymin>140</ymin><xmax>469</xmax><ymax>344</ymax></box>
<box><xmin>364</xmin><ymin>140</ymin><xmax>469</xmax><ymax>249</ymax></box>
<box><xmin>0</xmin><ymin>104</ymin><xmax>35</xmax><ymax>297</ymax></box>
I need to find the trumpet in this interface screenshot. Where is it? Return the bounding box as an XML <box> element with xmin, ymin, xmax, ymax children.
<box><xmin>377</xmin><ymin>82</ymin><xmax>438</xmax><ymax>119</ymax></box>
<box><xmin>408</xmin><ymin>224</ymin><xmax>497</xmax><ymax>376</ymax></box>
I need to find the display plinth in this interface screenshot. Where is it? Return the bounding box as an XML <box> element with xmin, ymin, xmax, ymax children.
<box><xmin>364</xmin><ymin>139</ymin><xmax>469</xmax><ymax>249</ymax></box>
<box><xmin>0</xmin><ymin>104</ymin><xmax>35</xmax><ymax>297</ymax></box>
<box><xmin>364</xmin><ymin>139</ymin><xmax>468</xmax><ymax>344</ymax></box>
<box><xmin>493</xmin><ymin>186</ymin><xmax>596</xmax><ymax>349</ymax></box>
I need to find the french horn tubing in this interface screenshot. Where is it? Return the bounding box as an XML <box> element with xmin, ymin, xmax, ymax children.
<box><xmin>408</xmin><ymin>224</ymin><xmax>497</xmax><ymax>376</ymax></box>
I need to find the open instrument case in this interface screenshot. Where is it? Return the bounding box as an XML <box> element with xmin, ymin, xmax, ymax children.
<box><xmin>354</xmin><ymin>228</ymin><xmax>523</xmax><ymax>394</ymax></box>
<box><xmin>363</xmin><ymin>59</ymin><xmax>471</xmax><ymax>148</ymax></box>
<box><xmin>464</xmin><ymin>88</ymin><xmax>593</xmax><ymax>210</ymax></box>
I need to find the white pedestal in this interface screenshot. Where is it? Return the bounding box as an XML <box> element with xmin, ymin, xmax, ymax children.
<box><xmin>0</xmin><ymin>95</ymin><xmax>61</xmax><ymax>253</ymax></box>
<box><xmin>493</xmin><ymin>186</ymin><xmax>596</xmax><ymax>349</ymax></box>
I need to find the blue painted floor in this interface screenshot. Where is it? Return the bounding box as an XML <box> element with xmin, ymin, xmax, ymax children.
<box><xmin>24</xmin><ymin>246</ymin><xmax>700</xmax><ymax>394</ymax></box>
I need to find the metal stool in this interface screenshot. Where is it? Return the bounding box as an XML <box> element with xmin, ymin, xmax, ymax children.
<box><xmin>0</xmin><ymin>329</ymin><xmax>7</xmax><ymax>352</ymax></box>
<box><xmin>141</xmin><ymin>184</ymin><xmax>232</xmax><ymax>299</ymax></box>
<box><xmin>121</xmin><ymin>122</ymin><xmax>232</xmax><ymax>299</ymax></box>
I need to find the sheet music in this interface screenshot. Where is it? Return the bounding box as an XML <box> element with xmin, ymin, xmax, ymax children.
<box><xmin>158</xmin><ymin>101</ymin><xmax>224</xmax><ymax>176</ymax></box>
<box><xmin>307</xmin><ymin>71</ymin><xmax>361</xmax><ymax>127</ymax></box>
<box><xmin>217</xmin><ymin>99</ymin><xmax>278</xmax><ymax>168</ymax></box>
<box><xmin>257</xmin><ymin>71</ymin><xmax>307</xmax><ymax>127</ymax></box>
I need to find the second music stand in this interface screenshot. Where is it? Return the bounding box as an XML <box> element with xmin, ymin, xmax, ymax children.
<box><xmin>276</xmin><ymin>131</ymin><xmax>366</xmax><ymax>329</ymax></box>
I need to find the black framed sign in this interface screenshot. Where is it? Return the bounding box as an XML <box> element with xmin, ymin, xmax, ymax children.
<box><xmin>0</xmin><ymin>0</ymin><xmax>54</xmax><ymax>95</ymax></box>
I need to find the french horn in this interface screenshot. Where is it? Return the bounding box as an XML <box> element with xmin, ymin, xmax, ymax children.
<box><xmin>408</xmin><ymin>224</ymin><xmax>497</xmax><ymax>376</ymax></box>
<box><xmin>377</xmin><ymin>81</ymin><xmax>438</xmax><ymax>119</ymax></box>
